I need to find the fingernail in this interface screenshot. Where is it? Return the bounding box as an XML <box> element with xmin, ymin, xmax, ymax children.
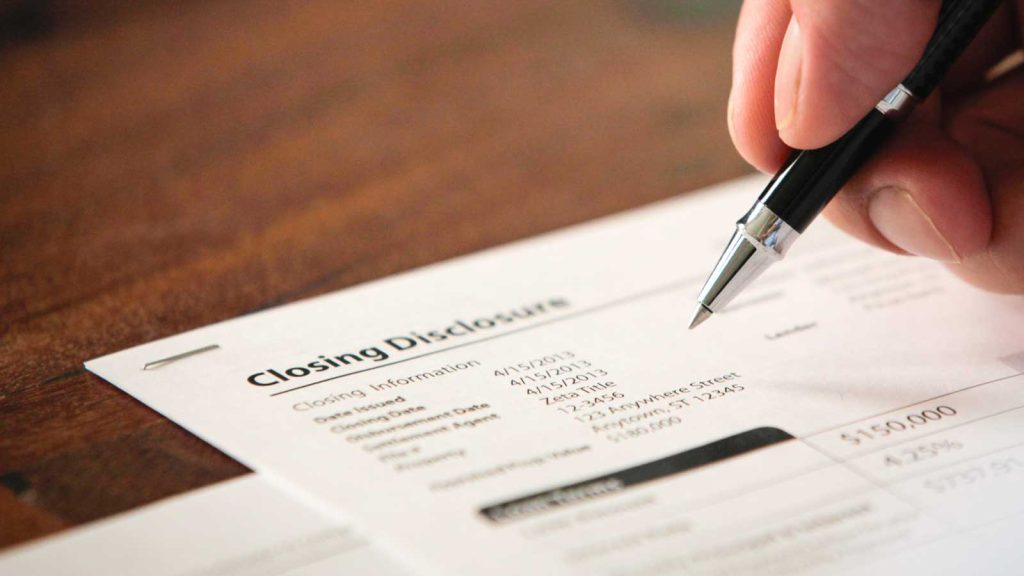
<box><xmin>868</xmin><ymin>187</ymin><xmax>960</xmax><ymax>262</ymax></box>
<box><xmin>775</xmin><ymin>17</ymin><xmax>802</xmax><ymax>132</ymax></box>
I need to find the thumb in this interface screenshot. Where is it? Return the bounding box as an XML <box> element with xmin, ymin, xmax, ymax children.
<box><xmin>775</xmin><ymin>0</ymin><xmax>940</xmax><ymax>149</ymax></box>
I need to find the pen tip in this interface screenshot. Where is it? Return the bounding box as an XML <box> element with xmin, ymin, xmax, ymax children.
<box><xmin>688</xmin><ymin>304</ymin><xmax>712</xmax><ymax>330</ymax></box>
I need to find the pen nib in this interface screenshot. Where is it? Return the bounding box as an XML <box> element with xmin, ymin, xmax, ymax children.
<box><xmin>688</xmin><ymin>304</ymin><xmax>712</xmax><ymax>330</ymax></box>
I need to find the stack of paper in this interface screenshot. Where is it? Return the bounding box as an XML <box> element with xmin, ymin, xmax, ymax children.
<box><xmin>6</xmin><ymin>175</ymin><xmax>1022</xmax><ymax>575</ymax></box>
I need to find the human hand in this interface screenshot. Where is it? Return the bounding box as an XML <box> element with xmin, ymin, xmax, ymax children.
<box><xmin>729</xmin><ymin>0</ymin><xmax>1024</xmax><ymax>292</ymax></box>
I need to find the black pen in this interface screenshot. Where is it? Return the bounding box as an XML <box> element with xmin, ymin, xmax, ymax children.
<box><xmin>690</xmin><ymin>0</ymin><xmax>1003</xmax><ymax>329</ymax></box>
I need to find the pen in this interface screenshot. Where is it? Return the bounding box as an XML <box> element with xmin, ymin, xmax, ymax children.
<box><xmin>689</xmin><ymin>0</ymin><xmax>1003</xmax><ymax>330</ymax></box>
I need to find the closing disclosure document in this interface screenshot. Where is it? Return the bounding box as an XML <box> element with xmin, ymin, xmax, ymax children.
<box><xmin>87</xmin><ymin>175</ymin><xmax>1024</xmax><ymax>576</ymax></box>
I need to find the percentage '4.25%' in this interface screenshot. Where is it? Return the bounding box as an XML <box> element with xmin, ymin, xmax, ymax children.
<box><xmin>883</xmin><ymin>439</ymin><xmax>963</xmax><ymax>467</ymax></box>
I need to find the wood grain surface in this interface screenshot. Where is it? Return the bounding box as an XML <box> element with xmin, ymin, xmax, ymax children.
<box><xmin>0</xmin><ymin>0</ymin><xmax>749</xmax><ymax>550</ymax></box>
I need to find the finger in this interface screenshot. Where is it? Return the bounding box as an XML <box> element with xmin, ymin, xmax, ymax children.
<box><xmin>824</xmin><ymin>67</ymin><xmax>1024</xmax><ymax>294</ymax></box>
<box><xmin>822</xmin><ymin>96</ymin><xmax>992</xmax><ymax>266</ymax></box>
<box><xmin>945</xmin><ymin>67</ymin><xmax>1024</xmax><ymax>292</ymax></box>
<box><xmin>729</xmin><ymin>0</ymin><xmax>792</xmax><ymax>173</ymax></box>
<box><xmin>776</xmin><ymin>0</ymin><xmax>940</xmax><ymax>150</ymax></box>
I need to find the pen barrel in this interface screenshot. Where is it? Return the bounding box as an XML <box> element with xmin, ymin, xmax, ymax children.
<box><xmin>903</xmin><ymin>0</ymin><xmax>1004</xmax><ymax>100</ymax></box>
<box><xmin>758</xmin><ymin>110</ymin><xmax>893</xmax><ymax>233</ymax></box>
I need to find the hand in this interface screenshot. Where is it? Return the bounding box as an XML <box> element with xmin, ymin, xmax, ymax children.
<box><xmin>729</xmin><ymin>0</ymin><xmax>1024</xmax><ymax>292</ymax></box>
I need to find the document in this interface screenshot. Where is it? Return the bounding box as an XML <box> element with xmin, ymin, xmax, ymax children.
<box><xmin>86</xmin><ymin>175</ymin><xmax>1024</xmax><ymax>575</ymax></box>
<box><xmin>0</xmin><ymin>474</ymin><xmax>408</xmax><ymax>576</ymax></box>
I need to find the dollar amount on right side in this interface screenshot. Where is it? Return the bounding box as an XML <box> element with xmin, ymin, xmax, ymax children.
<box><xmin>838</xmin><ymin>405</ymin><xmax>958</xmax><ymax>446</ymax></box>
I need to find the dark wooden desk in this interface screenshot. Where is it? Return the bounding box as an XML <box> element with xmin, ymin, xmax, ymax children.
<box><xmin>0</xmin><ymin>0</ymin><xmax>747</xmax><ymax>549</ymax></box>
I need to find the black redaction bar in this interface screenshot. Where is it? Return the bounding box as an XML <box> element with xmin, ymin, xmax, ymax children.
<box><xmin>480</xmin><ymin>427</ymin><xmax>794</xmax><ymax>523</ymax></box>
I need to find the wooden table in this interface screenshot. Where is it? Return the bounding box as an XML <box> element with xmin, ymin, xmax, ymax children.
<box><xmin>0</xmin><ymin>0</ymin><xmax>748</xmax><ymax>549</ymax></box>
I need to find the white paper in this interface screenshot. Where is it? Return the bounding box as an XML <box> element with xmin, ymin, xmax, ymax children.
<box><xmin>0</xmin><ymin>475</ymin><xmax>408</xmax><ymax>576</ymax></box>
<box><xmin>86</xmin><ymin>175</ymin><xmax>1024</xmax><ymax>575</ymax></box>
